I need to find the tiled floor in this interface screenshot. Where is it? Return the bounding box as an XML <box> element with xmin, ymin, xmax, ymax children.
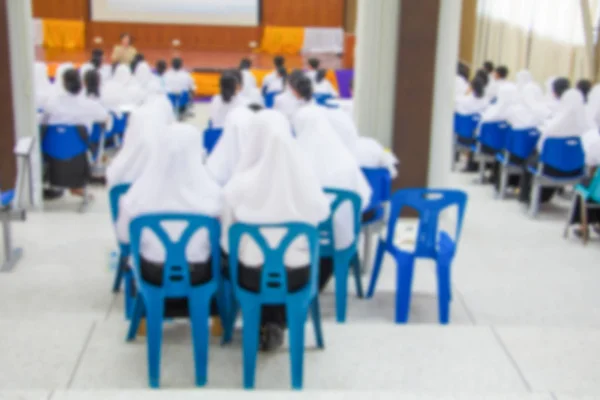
<box><xmin>1</xmin><ymin>105</ymin><xmax>600</xmax><ymax>399</ymax></box>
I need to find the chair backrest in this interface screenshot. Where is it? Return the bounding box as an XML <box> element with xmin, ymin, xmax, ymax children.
<box><xmin>540</xmin><ymin>136</ymin><xmax>585</xmax><ymax>172</ymax></box>
<box><xmin>129</xmin><ymin>213</ymin><xmax>221</xmax><ymax>298</ymax></box>
<box><xmin>228</xmin><ymin>222</ymin><xmax>320</xmax><ymax>303</ymax></box>
<box><xmin>453</xmin><ymin>113</ymin><xmax>480</xmax><ymax>139</ymax></box>
<box><xmin>264</xmin><ymin>92</ymin><xmax>280</xmax><ymax>109</ymax></box>
<box><xmin>477</xmin><ymin>121</ymin><xmax>509</xmax><ymax>151</ymax></box>
<box><xmin>41</xmin><ymin>124</ymin><xmax>88</xmax><ymax>160</ymax></box>
<box><xmin>108</xmin><ymin>183</ymin><xmax>131</xmax><ymax>223</ymax></box>
<box><xmin>385</xmin><ymin>188</ymin><xmax>468</xmax><ymax>259</ymax></box>
<box><xmin>361</xmin><ymin>167</ymin><xmax>392</xmax><ymax>211</ymax></box>
<box><xmin>314</xmin><ymin>93</ymin><xmax>334</xmax><ymax>106</ymax></box>
<box><xmin>319</xmin><ymin>188</ymin><xmax>362</xmax><ymax>252</ymax></box>
<box><xmin>587</xmin><ymin>168</ymin><xmax>600</xmax><ymax>203</ymax></box>
<box><xmin>0</xmin><ymin>189</ymin><xmax>15</xmax><ymax>207</ymax></box>
<box><xmin>89</xmin><ymin>122</ymin><xmax>106</xmax><ymax>145</ymax></box>
<box><xmin>505</xmin><ymin>127</ymin><xmax>540</xmax><ymax>160</ymax></box>
<box><xmin>168</xmin><ymin>93</ymin><xmax>182</xmax><ymax>109</ymax></box>
<box><xmin>203</xmin><ymin>128</ymin><xmax>224</xmax><ymax>155</ymax></box>
<box><xmin>180</xmin><ymin>91</ymin><xmax>191</xmax><ymax>107</ymax></box>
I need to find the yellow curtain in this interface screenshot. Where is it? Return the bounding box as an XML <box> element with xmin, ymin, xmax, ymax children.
<box><xmin>42</xmin><ymin>19</ymin><xmax>85</xmax><ymax>50</ymax></box>
<box><xmin>259</xmin><ymin>26</ymin><xmax>305</xmax><ymax>55</ymax></box>
<box><xmin>191</xmin><ymin>73</ymin><xmax>221</xmax><ymax>97</ymax></box>
<box><xmin>252</xmin><ymin>69</ymin><xmax>272</xmax><ymax>88</ymax></box>
<box><xmin>325</xmin><ymin>69</ymin><xmax>340</xmax><ymax>93</ymax></box>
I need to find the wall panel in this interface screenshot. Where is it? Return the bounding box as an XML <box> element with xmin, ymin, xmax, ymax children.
<box><xmin>262</xmin><ymin>0</ymin><xmax>344</xmax><ymax>27</ymax></box>
<box><xmin>459</xmin><ymin>0</ymin><xmax>477</xmax><ymax>66</ymax></box>
<box><xmin>87</xmin><ymin>22</ymin><xmax>260</xmax><ymax>52</ymax></box>
<box><xmin>32</xmin><ymin>0</ymin><xmax>88</xmax><ymax>20</ymax></box>
<box><xmin>0</xmin><ymin>0</ymin><xmax>16</xmax><ymax>190</ymax></box>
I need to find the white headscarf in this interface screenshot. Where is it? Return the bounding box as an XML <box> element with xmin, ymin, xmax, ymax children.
<box><xmin>581</xmin><ymin>128</ymin><xmax>600</xmax><ymax>166</ymax></box>
<box><xmin>538</xmin><ymin>89</ymin><xmax>587</xmax><ymax>149</ymax></box>
<box><xmin>34</xmin><ymin>62</ymin><xmax>51</xmax><ymax>109</ymax></box>
<box><xmin>516</xmin><ymin>70</ymin><xmax>533</xmax><ymax>91</ymax></box>
<box><xmin>455</xmin><ymin>75</ymin><xmax>469</xmax><ymax>98</ymax></box>
<box><xmin>52</xmin><ymin>62</ymin><xmax>74</xmax><ymax>97</ymax></box>
<box><xmin>293</xmin><ymin>104</ymin><xmax>372</xmax><ymax>249</ymax></box>
<box><xmin>102</xmin><ymin>64</ymin><xmax>145</xmax><ymax>112</ymax></box>
<box><xmin>206</xmin><ymin>106</ymin><xmax>255</xmax><ymax>186</ymax></box>
<box><xmin>274</xmin><ymin>90</ymin><xmax>301</xmax><ymax>120</ymax></box>
<box><xmin>507</xmin><ymin>82</ymin><xmax>551</xmax><ymax>129</ymax></box>
<box><xmin>141</xmin><ymin>79</ymin><xmax>176</xmax><ymax>122</ymax></box>
<box><xmin>481</xmin><ymin>83</ymin><xmax>519</xmax><ymax>123</ymax></box>
<box><xmin>224</xmin><ymin>110</ymin><xmax>329</xmax><ymax>225</ymax></box>
<box><xmin>585</xmin><ymin>84</ymin><xmax>600</xmax><ymax>129</ymax></box>
<box><xmin>106</xmin><ymin>100</ymin><xmax>172</xmax><ymax>188</ymax></box>
<box><xmin>135</xmin><ymin>61</ymin><xmax>158</xmax><ymax>90</ymax></box>
<box><xmin>117</xmin><ymin>123</ymin><xmax>223</xmax><ymax>254</ymax></box>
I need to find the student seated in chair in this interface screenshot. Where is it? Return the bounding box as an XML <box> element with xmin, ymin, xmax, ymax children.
<box><xmin>164</xmin><ymin>57</ymin><xmax>196</xmax><ymax>112</ymax></box>
<box><xmin>116</xmin><ymin>123</ymin><xmax>223</xmax><ymax>317</ymax></box>
<box><xmin>305</xmin><ymin>57</ymin><xmax>320</xmax><ymax>86</ymax></box>
<box><xmin>519</xmin><ymin>89</ymin><xmax>588</xmax><ymax>204</ymax></box>
<box><xmin>545</xmin><ymin>77</ymin><xmax>570</xmax><ymax>115</ymax></box>
<box><xmin>577</xmin><ymin>79</ymin><xmax>592</xmax><ymax>103</ymax></box>
<box><xmin>262</xmin><ymin>55</ymin><xmax>285</xmax><ymax>93</ymax></box>
<box><xmin>314</xmin><ymin>69</ymin><xmax>338</xmax><ymax>98</ymax></box>
<box><xmin>238</xmin><ymin>58</ymin><xmax>262</xmax><ymax>104</ymax></box>
<box><xmin>486</xmin><ymin>65</ymin><xmax>510</xmax><ymax>102</ymax></box>
<box><xmin>222</xmin><ymin>110</ymin><xmax>330</xmax><ymax>351</ymax></box>
<box><xmin>273</xmin><ymin>69</ymin><xmax>305</xmax><ymax>120</ymax></box>
<box><xmin>209</xmin><ymin>71</ymin><xmax>251</xmax><ymax>129</ymax></box>
<box><xmin>102</xmin><ymin>64</ymin><xmax>145</xmax><ymax>113</ymax></box>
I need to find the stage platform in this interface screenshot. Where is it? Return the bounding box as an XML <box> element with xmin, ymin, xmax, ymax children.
<box><xmin>36</xmin><ymin>47</ymin><xmax>350</xmax><ymax>97</ymax></box>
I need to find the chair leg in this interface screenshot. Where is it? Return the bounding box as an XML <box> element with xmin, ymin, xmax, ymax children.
<box><xmin>223</xmin><ymin>282</ymin><xmax>238</xmax><ymax>344</ymax></box>
<box><xmin>310</xmin><ymin>296</ymin><xmax>324</xmax><ymax>349</ymax></box>
<box><xmin>189</xmin><ymin>293</ymin><xmax>211</xmax><ymax>387</ymax></box>
<box><xmin>529</xmin><ymin>181</ymin><xmax>541</xmax><ymax>217</ymax></box>
<box><xmin>498</xmin><ymin>167</ymin><xmax>508</xmax><ymax>200</ymax></box>
<box><xmin>395</xmin><ymin>255</ymin><xmax>415</xmax><ymax>324</ymax></box>
<box><xmin>112</xmin><ymin>258</ymin><xmax>125</xmax><ymax>293</ymax></box>
<box><xmin>366</xmin><ymin>242</ymin><xmax>386</xmax><ymax>298</ymax></box>
<box><xmin>126</xmin><ymin>296</ymin><xmax>144</xmax><ymax>341</ymax></box>
<box><xmin>436</xmin><ymin>260</ymin><xmax>452</xmax><ymax>325</ymax></box>
<box><xmin>240</xmin><ymin>303</ymin><xmax>261</xmax><ymax>389</ymax></box>
<box><xmin>333</xmin><ymin>254</ymin><xmax>349</xmax><ymax>323</ymax></box>
<box><xmin>145</xmin><ymin>295</ymin><xmax>165</xmax><ymax>389</ymax></box>
<box><xmin>361</xmin><ymin>226</ymin><xmax>373</xmax><ymax>274</ymax></box>
<box><xmin>581</xmin><ymin>196</ymin><xmax>589</xmax><ymax>245</ymax></box>
<box><xmin>351</xmin><ymin>253</ymin><xmax>364</xmax><ymax>298</ymax></box>
<box><xmin>478</xmin><ymin>155</ymin><xmax>485</xmax><ymax>183</ymax></box>
<box><xmin>287</xmin><ymin>301</ymin><xmax>308</xmax><ymax>390</ymax></box>
<box><xmin>124</xmin><ymin>270</ymin><xmax>135</xmax><ymax>320</ymax></box>
<box><xmin>564</xmin><ymin>194</ymin><xmax>579</xmax><ymax>238</ymax></box>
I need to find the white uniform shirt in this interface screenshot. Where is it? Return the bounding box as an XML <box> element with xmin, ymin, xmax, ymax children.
<box><xmin>314</xmin><ymin>80</ymin><xmax>339</xmax><ymax>98</ymax></box>
<box><xmin>164</xmin><ymin>69</ymin><xmax>196</xmax><ymax>93</ymax></box>
<box><xmin>209</xmin><ymin>94</ymin><xmax>251</xmax><ymax>128</ymax></box>
<box><xmin>44</xmin><ymin>92</ymin><xmax>109</xmax><ymax>133</ymax></box>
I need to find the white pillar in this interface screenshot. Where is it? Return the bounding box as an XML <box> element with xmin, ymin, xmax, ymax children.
<box><xmin>6</xmin><ymin>0</ymin><xmax>42</xmax><ymax>208</ymax></box>
<box><xmin>427</xmin><ymin>0</ymin><xmax>463</xmax><ymax>187</ymax></box>
<box><xmin>354</xmin><ymin>0</ymin><xmax>400</xmax><ymax>148</ymax></box>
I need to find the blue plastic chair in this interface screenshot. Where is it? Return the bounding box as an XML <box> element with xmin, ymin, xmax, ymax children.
<box><xmin>168</xmin><ymin>93</ymin><xmax>182</xmax><ymax>110</ymax></box>
<box><xmin>264</xmin><ymin>91</ymin><xmax>280</xmax><ymax>109</ymax></box>
<box><xmin>41</xmin><ymin>124</ymin><xmax>89</xmax><ymax>161</ymax></box>
<box><xmin>203</xmin><ymin>128</ymin><xmax>224</xmax><ymax>155</ymax></box>
<box><xmin>319</xmin><ymin>188</ymin><xmax>364</xmax><ymax>323</ymax></box>
<box><xmin>452</xmin><ymin>113</ymin><xmax>480</xmax><ymax>171</ymax></box>
<box><xmin>108</xmin><ymin>184</ymin><xmax>135</xmax><ymax>318</ymax></box>
<box><xmin>223</xmin><ymin>222</ymin><xmax>324</xmax><ymax>390</ymax></box>
<box><xmin>367</xmin><ymin>189</ymin><xmax>468</xmax><ymax>324</ymax></box>
<box><xmin>126</xmin><ymin>213</ymin><xmax>223</xmax><ymax>388</ymax></box>
<box><xmin>314</xmin><ymin>93</ymin><xmax>334</xmax><ymax>106</ymax></box>
<box><xmin>496</xmin><ymin>128</ymin><xmax>540</xmax><ymax>199</ymax></box>
<box><xmin>564</xmin><ymin>168</ymin><xmax>600</xmax><ymax>244</ymax></box>
<box><xmin>527</xmin><ymin>136</ymin><xmax>585</xmax><ymax>217</ymax></box>
<box><xmin>360</xmin><ymin>168</ymin><xmax>392</xmax><ymax>271</ymax></box>
<box><xmin>473</xmin><ymin>121</ymin><xmax>509</xmax><ymax>183</ymax></box>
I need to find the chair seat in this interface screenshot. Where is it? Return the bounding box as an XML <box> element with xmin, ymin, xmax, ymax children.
<box><xmin>528</xmin><ymin>166</ymin><xmax>584</xmax><ymax>182</ymax></box>
<box><xmin>1</xmin><ymin>190</ymin><xmax>14</xmax><ymax>207</ymax></box>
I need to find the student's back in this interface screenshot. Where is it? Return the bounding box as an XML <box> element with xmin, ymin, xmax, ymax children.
<box><xmin>163</xmin><ymin>58</ymin><xmax>195</xmax><ymax>93</ymax></box>
<box><xmin>210</xmin><ymin>72</ymin><xmax>250</xmax><ymax>128</ymax></box>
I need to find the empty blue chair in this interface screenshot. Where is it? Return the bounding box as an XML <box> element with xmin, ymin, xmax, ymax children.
<box><xmin>264</xmin><ymin>91</ymin><xmax>280</xmax><ymax>109</ymax></box>
<box><xmin>473</xmin><ymin>121</ymin><xmax>509</xmax><ymax>183</ymax></box>
<box><xmin>203</xmin><ymin>128</ymin><xmax>224</xmax><ymax>155</ymax></box>
<box><xmin>224</xmin><ymin>222</ymin><xmax>324</xmax><ymax>390</ymax></box>
<box><xmin>126</xmin><ymin>213</ymin><xmax>223</xmax><ymax>388</ymax></box>
<box><xmin>360</xmin><ymin>168</ymin><xmax>392</xmax><ymax>270</ymax></box>
<box><xmin>108</xmin><ymin>184</ymin><xmax>135</xmax><ymax>318</ymax></box>
<box><xmin>496</xmin><ymin>128</ymin><xmax>540</xmax><ymax>199</ymax></box>
<box><xmin>367</xmin><ymin>189</ymin><xmax>468</xmax><ymax>324</ymax></box>
<box><xmin>564</xmin><ymin>168</ymin><xmax>600</xmax><ymax>244</ymax></box>
<box><xmin>528</xmin><ymin>136</ymin><xmax>585</xmax><ymax>217</ymax></box>
<box><xmin>452</xmin><ymin>113</ymin><xmax>480</xmax><ymax>171</ymax></box>
<box><xmin>319</xmin><ymin>188</ymin><xmax>364</xmax><ymax>323</ymax></box>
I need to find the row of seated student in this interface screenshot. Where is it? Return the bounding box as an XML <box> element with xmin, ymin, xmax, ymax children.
<box><xmin>103</xmin><ymin>65</ymin><xmax>398</xmax><ymax>350</ymax></box>
<box><xmin>454</xmin><ymin>60</ymin><xmax>600</xmax><ymax>236</ymax></box>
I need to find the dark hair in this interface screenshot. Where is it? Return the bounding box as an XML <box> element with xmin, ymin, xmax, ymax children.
<box><xmin>553</xmin><ymin>77</ymin><xmax>571</xmax><ymax>99</ymax></box>
<box><xmin>308</xmin><ymin>58</ymin><xmax>320</xmax><ymax>70</ymax></box>
<box><xmin>91</xmin><ymin>48</ymin><xmax>103</xmax><ymax>59</ymax></box>
<box><xmin>231</xmin><ymin>69</ymin><xmax>243</xmax><ymax>86</ymax></box>
<box><xmin>457</xmin><ymin>62</ymin><xmax>469</xmax><ymax>80</ymax></box>
<box><xmin>288</xmin><ymin>69</ymin><xmax>305</xmax><ymax>88</ymax></box>
<box><xmin>475</xmin><ymin>69</ymin><xmax>489</xmax><ymax>86</ymax></box>
<box><xmin>120</xmin><ymin>33</ymin><xmax>132</xmax><ymax>44</ymax></box>
<box><xmin>220</xmin><ymin>72</ymin><xmax>238</xmax><ymax>103</ymax></box>
<box><xmin>471</xmin><ymin>78</ymin><xmax>485</xmax><ymax>98</ymax></box>
<box><xmin>156</xmin><ymin>60</ymin><xmax>167</xmax><ymax>76</ymax></box>
<box><xmin>483</xmin><ymin>61</ymin><xmax>494</xmax><ymax>74</ymax></box>
<box><xmin>239</xmin><ymin>58</ymin><xmax>252</xmax><ymax>70</ymax></box>
<box><xmin>84</xmin><ymin>69</ymin><xmax>100</xmax><ymax>97</ymax></box>
<box><xmin>63</xmin><ymin>68</ymin><xmax>82</xmax><ymax>95</ymax></box>
<box><xmin>172</xmin><ymin>57</ymin><xmax>183</xmax><ymax>70</ymax></box>
<box><xmin>495</xmin><ymin>66</ymin><xmax>509</xmax><ymax>79</ymax></box>
<box><xmin>274</xmin><ymin>56</ymin><xmax>285</xmax><ymax>68</ymax></box>
<box><xmin>91</xmin><ymin>55</ymin><xmax>102</xmax><ymax>69</ymax></box>
<box><xmin>130</xmin><ymin>53</ymin><xmax>144</xmax><ymax>73</ymax></box>
<box><xmin>577</xmin><ymin>79</ymin><xmax>592</xmax><ymax>102</ymax></box>
<box><xmin>277</xmin><ymin>66</ymin><xmax>288</xmax><ymax>87</ymax></box>
<box><xmin>292</xmin><ymin>75</ymin><xmax>313</xmax><ymax>101</ymax></box>
<box><xmin>248</xmin><ymin>103</ymin><xmax>263</xmax><ymax>113</ymax></box>
<box><xmin>316</xmin><ymin>69</ymin><xmax>327</xmax><ymax>83</ymax></box>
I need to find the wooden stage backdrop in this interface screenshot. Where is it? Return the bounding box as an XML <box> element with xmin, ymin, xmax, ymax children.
<box><xmin>33</xmin><ymin>0</ymin><xmax>352</xmax><ymax>53</ymax></box>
